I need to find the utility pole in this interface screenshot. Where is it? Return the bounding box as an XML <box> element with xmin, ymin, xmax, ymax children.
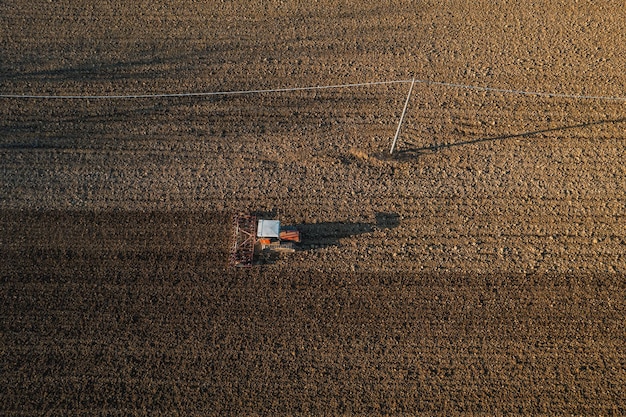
<box><xmin>390</xmin><ymin>78</ymin><xmax>415</xmax><ymax>154</ymax></box>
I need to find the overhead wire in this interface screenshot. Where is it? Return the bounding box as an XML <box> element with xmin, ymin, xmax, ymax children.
<box><xmin>0</xmin><ymin>79</ymin><xmax>411</xmax><ymax>100</ymax></box>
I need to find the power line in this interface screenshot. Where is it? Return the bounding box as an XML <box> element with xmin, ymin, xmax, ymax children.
<box><xmin>421</xmin><ymin>79</ymin><xmax>626</xmax><ymax>102</ymax></box>
<box><xmin>0</xmin><ymin>79</ymin><xmax>411</xmax><ymax>99</ymax></box>
<box><xmin>1</xmin><ymin>77</ymin><xmax>625</xmax><ymax>102</ymax></box>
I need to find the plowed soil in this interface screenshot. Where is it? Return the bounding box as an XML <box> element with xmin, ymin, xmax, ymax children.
<box><xmin>2</xmin><ymin>1</ymin><xmax>626</xmax><ymax>415</ymax></box>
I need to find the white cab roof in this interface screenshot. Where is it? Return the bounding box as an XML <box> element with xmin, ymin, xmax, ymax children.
<box><xmin>257</xmin><ymin>219</ymin><xmax>280</xmax><ymax>238</ymax></box>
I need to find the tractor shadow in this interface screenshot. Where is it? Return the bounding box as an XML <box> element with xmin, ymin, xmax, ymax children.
<box><xmin>295</xmin><ymin>212</ymin><xmax>400</xmax><ymax>250</ymax></box>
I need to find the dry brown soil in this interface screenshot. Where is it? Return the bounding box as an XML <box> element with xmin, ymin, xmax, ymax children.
<box><xmin>2</xmin><ymin>0</ymin><xmax>626</xmax><ymax>415</ymax></box>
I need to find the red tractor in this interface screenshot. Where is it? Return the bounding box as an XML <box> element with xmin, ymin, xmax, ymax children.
<box><xmin>229</xmin><ymin>214</ymin><xmax>300</xmax><ymax>267</ymax></box>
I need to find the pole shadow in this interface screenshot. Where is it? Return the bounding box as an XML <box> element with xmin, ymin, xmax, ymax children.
<box><xmin>394</xmin><ymin>118</ymin><xmax>626</xmax><ymax>159</ymax></box>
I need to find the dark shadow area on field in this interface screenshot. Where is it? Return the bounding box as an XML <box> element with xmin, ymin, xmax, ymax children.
<box><xmin>1</xmin><ymin>13</ymin><xmax>411</xmax><ymax>150</ymax></box>
<box><xmin>0</xmin><ymin>48</ymin><xmax>213</xmax><ymax>88</ymax></box>
<box><xmin>1</xmin><ymin>57</ymin><xmax>181</xmax><ymax>83</ymax></box>
<box><xmin>393</xmin><ymin>118</ymin><xmax>626</xmax><ymax>159</ymax></box>
<box><xmin>0</xmin><ymin>7</ymin><xmax>415</xmax><ymax>86</ymax></box>
<box><xmin>0</xmin><ymin>37</ymin><xmax>224</xmax><ymax>83</ymax></box>
<box><xmin>0</xmin><ymin>209</ymin><xmax>232</xmax><ymax>281</ymax></box>
<box><xmin>0</xmin><ymin>1</ymin><xmax>423</xmax><ymax>82</ymax></box>
<box><xmin>0</xmin><ymin>89</ymin><xmax>388</xmax><ymax>151</ymax></box>
<box><xmin>0</xmin><ymin>101</ymin><xmax>179</xmax><ymax>149</ymax></box>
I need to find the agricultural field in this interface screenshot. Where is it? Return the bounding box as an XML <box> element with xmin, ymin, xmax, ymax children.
<box><xmin>2</xmin><ymin>0</ymin><xmax>626</xmax><ymax>415</ymax></box>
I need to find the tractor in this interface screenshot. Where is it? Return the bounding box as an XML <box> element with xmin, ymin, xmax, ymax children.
<box><xmin>229</xmin><ymin>213</ymin><xmax>301</xmax><ymax>267</ymax></box>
